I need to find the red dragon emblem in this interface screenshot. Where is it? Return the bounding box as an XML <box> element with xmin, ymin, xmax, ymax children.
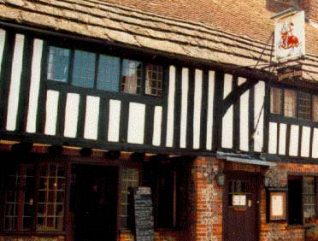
<box><xmin>279</xmin><ymin>22</ymin><xmax>300</xmax><ymax>49</ymax></box>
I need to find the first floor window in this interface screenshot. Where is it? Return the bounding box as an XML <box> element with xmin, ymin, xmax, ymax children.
<box><xmin>313</xmin><ymin>96</ymin><xmax>318</xmax><ymax>122</ymax></box>
<box><xmin>2</xmin><ymin>163</ymin><xmax>66</xmax><ymax>232</ymax></box>
<box><xmin>47</xmin><ymin>46</ymin><xmax>70</xmax><ymax>82</ymax></box>
<box><xmin>271</xmin><ymin>87</ymin><xmax>282</xmax><ymax>114</ymax></box>
<box><xmin>145</xmin><ymin>64</ymin><xmax>163</xmax><ymax>97</ymax></box>
<box><xmin>284</xmin><ymin>89</ymin><xmax>296</xmax><ymax>117</ymax></box>
<box><xmin>121</xmin><ymin>59</ymin><xmax>142</xmax><ymax>94</ymax></box>
<box><xmin>97</xmin><ymin>55</ymin><xmax>120</xmax><ymax>92</ymax></box>
<box><xmin>72</xmin><ymin>50</ymin><xmax>96</xmax><ymax>88</ymax></box>
<box><xmin>298</xmin><ymin>92</ymin><xmax>312</xmax><ymax>120</ymax></box>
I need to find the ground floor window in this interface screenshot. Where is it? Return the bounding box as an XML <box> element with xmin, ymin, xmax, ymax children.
<box><xmin>2</xmin><ymin>162</ymin><xmax>66</xmax><ymax>232</ymax></box>
<box><xmin>142</xmin><ymin>161</ymin><xmax>190</xmax><ymax>229</ymax></box>
<box><xmin>288</xmin><ymin>176</ymin><xmax>317</xmax><ymax>225</ymax></box>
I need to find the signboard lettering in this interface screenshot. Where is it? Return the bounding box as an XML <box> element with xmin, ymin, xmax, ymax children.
<box><xmin>133</xmin><ymin>187</ymin><xmax>154</xmax><ymax>241</ymax></box>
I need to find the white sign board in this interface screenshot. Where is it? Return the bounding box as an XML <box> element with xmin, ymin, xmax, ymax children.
<box><xmin>274</xmin><ymin>11</ymin><xmax>305</xmax><ymax>62</ymax></box>
<box><xmin>271</xmin><ymin>194</ymin><xmax>284</xmax><ymax>216</ymax></box>
<box><xmin>232</xmin><ymin>194</ymin><xmax>247</xmax><ymax>206</ymax></box>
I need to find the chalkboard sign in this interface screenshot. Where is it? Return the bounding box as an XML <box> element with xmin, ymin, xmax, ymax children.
<box><xmin>133</xmin><ymin>187</ymin><xmax>154</xmax><ymax>241</ymax></box>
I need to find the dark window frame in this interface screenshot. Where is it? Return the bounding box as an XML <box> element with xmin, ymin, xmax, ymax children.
<box><xmin>287</xmin><ymin>175</ymin><xmax>318</xmax><ymax>225</ymax></box>
<box><xmin>1</xmin><ymin>162</ymin><xmax>67</xmax><ymax>234</ymax></box>
<box><xmin>270</xmin><ymin>86</ymin><xmax>318</xmax><ymax>123</ymax></box>
<box><xmin>46</xmin><ymin>45</ymin><xmax>164</xmax><ymax>98</ymax></box>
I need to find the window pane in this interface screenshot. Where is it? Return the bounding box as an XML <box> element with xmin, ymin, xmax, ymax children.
<box><xmin>271</xmin><ymin>88</ymin><xmax>282</xmax><ymax>114</ymax></box>
<box><xmin>72</xmin><ymin>50</ymin><xmax>96</xmax><ymax>88</ymax></box>
<box><xmin>298</xmin><ymin>92</ymin><xmax>312</xmax><ymax>120</ymax></box>
<box><xmin>284</xmin><ymin>89</ymin><xmax>296</xmax><ymax>117</ymax></box>
<box><xmin>37</xmin><ymin>164</ymin><xmax>65</xmax><ymax>232</ymax></box>
<box><xmin>120</xmin><ymin>168</ymin><xmax>139</xmax><ymax>228</ymax></box>
<box><xmin>303</xmin><ymin>177</ymin><xmax>316</xmax><ymax>223</ymax></box>
<box><xmin>313</xmin><ymin>96</ymin><xmax>318</xmax><ymax>122</ymax></box>
<box><xmin>97</xmin><ymin>55</ymin><xmax>120</xmax><ymax>91</ymax></box>
<box><xmin>121</xmin><ymin>59</ymin><xmax>142</xmax><ymax>94</ymax></box>
<box><xmin>145</xmin><ymin>64</ymin><xmax>163</xmax><ymax>97</ymax></box>
<box><xmin>47</xmin><ymin>46</ymin><xmax>70</xmax><ymax>82</ymax></box>
<box><xmin>4</xmin><ymin>166</ymin><xmax>35</xmax><ymax>231</ymax></box>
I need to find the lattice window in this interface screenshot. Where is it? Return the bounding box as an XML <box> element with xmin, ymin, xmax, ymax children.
<box><xmin>119</xmin><ymin>168</ymin><xmax>139</xmax><ymax>228</ymax></box>
<box><xmin>284</xmin><ymin>89</ymin><xmax>296</xmax><ymax>117</ymax></box>
<box><xmin>303</xmin><ymin>177</ymin><xmax>316</xmax><ymax>223</ymax></box>
<box><xmin>298</xmin><ymin>91</ymin><xmax>312</xmax><ymax>120</ymax></box>
<box><xmin>72</xmin><ymin>50</ymin><xmax>96</xmax><ymax>88</ymax></box>
<box><xmin>3</xmin><ymin>163</ymin><xmax>66</xmax><ymax>233</ymax></box>
<box><xmin>47</xmin><ymin>46</ymin><xmax>70</xmax><ymax>82</ymax></box>
<box><xmin>271</xmin><ymin>88</ymin><xmax>282</xmax><ymax>114</ymax></box>
<box><xmin>97</xmin><ymin>55</ymin><xmax>120</xmax><ymax>92</ymax></box>
<box><xmin>37</xmin><ymin>164</ymin><xmax>65</xmax><ymax>232</ymax></box>
<box><xmin>121</xmin><ymin>60</ymin><xmax>142</xmax><ymax>94</ymax></box>
<box><xmin>145</xmin><ymin>64</ymin><xmax>163</xmax><ymax>97</ymax></box>
<box><xmin>312</xmin><ymin>96</ymin><xmax>318</xmax><ymax>122</ymax></box>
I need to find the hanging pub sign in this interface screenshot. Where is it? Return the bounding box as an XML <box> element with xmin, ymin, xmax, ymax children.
<box><xmin>274</xmin><ymin>10</ymin><xmax>305</xmax><ymax>62</ymax></box>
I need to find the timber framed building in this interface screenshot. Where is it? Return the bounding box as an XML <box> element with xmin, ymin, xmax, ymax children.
<box><xmin>1</xmin><ymin>0</ymin><xmax>318</xmax><ymax>241</ymax></box>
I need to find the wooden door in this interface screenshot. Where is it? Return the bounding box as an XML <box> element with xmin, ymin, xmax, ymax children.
<box><xmin>223</xmin><ymin>173</ymin><xmax>260</xmax><ymax>241</ymax></box>
<box><xmin>71</xmin><ymin>165</ymin><xmax>118</xmax><ymax>241</ymax></box>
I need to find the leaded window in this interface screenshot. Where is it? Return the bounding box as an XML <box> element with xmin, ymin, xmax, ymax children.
<box><xmin>145</xmin><ymin>64</ymin><xmax>163</xmax><ymax>97</ymax></box>
<box><xmin>271</xmin><ymin>88</ymin><xmax>282</xmax><ymax>114</ymax></box>
<box><xmin>47</xmin><ymin>47</ymin><xmax>70</xmax><ymax>82</ymax></box>
<box><xmin>3</xmin><ymin>163</ymin><xmax>66</xmax><ymax>232</ymax></box>
<box><xmin>72</xmin><ymin>50</ymin><xmax>96</xmax><ymax>88</ymax></box>
<box><xmin>119</xmin><ymin>168</ymin><xmax>139</xmax><ymax>229</ymax></box>
<box><xmin>97</xmin><ymin>55</ymin><xmax>120</xmax><ymax>92</ymax></box>
<box><xmin>298</xmin><ymin>92</ymin><xmax>312</xmax><ymax>120</ymax></box>
<box><xmin>313</xmin><ymin>96</ymin><xmax>318</xmax><ymax>122</ymax></box>
<box><xmin>47</xmin><ymin>46</ymin><xmax>164</xmax><ymax>97</ymax></box>
<box><xmin>303</xmin><ymin>177</ymin><xmax>316</xmax><ymax>223</ymax></box>
<box><xmin>121</xmin><ymin>60</ymin><xmax>142</xmax><ymax>94</ymax></box>
<box><xmin>284</xmin><ymin>89</ymin><xmax>296</xmax><ymax>117</ymax></box>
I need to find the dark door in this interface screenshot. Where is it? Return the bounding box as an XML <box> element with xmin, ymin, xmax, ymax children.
<box><xmin>71</xmin><ymin>165</ymin><xmax>118</xmax><ymax>241</ymax></box>
<box><xmin>223</xmin><ymin>173</ymin><xmax>259</xmax><ymax>241</ymax></box>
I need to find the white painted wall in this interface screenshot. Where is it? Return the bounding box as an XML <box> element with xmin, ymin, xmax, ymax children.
<box><xmin>108</xmin><ymin>99</ymin><xmax>121</xmax><ymax>142</ymax></box>
<box><xmin>206</xmin><ymin>71</ymin><xmax>215</xmax><ymax>150</ymax></box>
<box><xmin>268</xmin><ymin>122</ymin><xmax>278</xmax><ymax>154</ymax></box>
<box><xmin>64</xmin><ymin>93</ymin><xmax>80</xmax><ymax>138</ymax></box>
<box><xmin>26</xmin><ymin>39</ymin><xmax>43</xmax><ymax>133</ymax></box>
<box><xmin>166</xmin><ymin>66</ymin><xmax>176</xmax><ymax>147</ymax></box>
<box><xmin>193</xmin><ymin>69</ymin><xmax>203</xmax><ymax>149</ymax></box>
<box><xmin>222</xmin><ymin>74</ymin><xmax>233</xmax><ymax>149</ymax></box>
<box><xmin>44</xmin><ymin>90</ymin><xmax>59</xmax><ymax>135</ymax></box>
<box><xmin>84</xmin><ymin>96</ymin><xmax>100</xmax><ymax>140</ymax></box>
<box><xmin>152</xmin><ymin>106</ymin><xmax>162</xmax><ymax>146</ymax></box>
<box><xmin>127</xmin><ymin>102</ymin><xmax>146</xmax><ymax>144</ymax></box>
<box><xmin>180</xmin><ymin>68</ymin><xmax>189</xmax><ymax>148</ymax></box>
<box><xmin>289</xmin><ymin>125</ymin><xmax>299</xmax><ymax>156</ymax></box>
<box><xmin>6</xmin><ymin>34</ymin><xmax>24</xmax><ymax>131</ymax></box>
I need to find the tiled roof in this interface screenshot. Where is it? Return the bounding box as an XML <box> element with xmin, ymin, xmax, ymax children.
<box><xmin>0</xmin><ymin>0</ymin><xmax>318</xmax><ymax>81</ymax></box>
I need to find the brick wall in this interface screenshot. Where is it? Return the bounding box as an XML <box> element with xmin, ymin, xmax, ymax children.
<box><xmin>118</xmin><ymin>156</ymin><xmax>224</xmax><ymax>241</ymax></box>
<box><xmin>193</xmin><ymin>157</ymin><xmax>223</xmax><ymax>241</ymax></box>
<box><xmin>260</xmin><ymin>162</ymin><xmax>318</xmax><ymax>241</ymax></box>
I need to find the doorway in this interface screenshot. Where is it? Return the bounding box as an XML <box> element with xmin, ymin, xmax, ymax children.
<box><xmin>71</xmin><ymin>165</ymin><xmax>118</xmax><ymax>241</ymax></box>
<box><xmin>223</xmin><ymin>173</ymin><xmax>260</xmax><ymax>241</ymax></box>
<box><xmin>288</xmin><ymin>177</ymin><xmax>302</xmax><ymax>225</ymax></box>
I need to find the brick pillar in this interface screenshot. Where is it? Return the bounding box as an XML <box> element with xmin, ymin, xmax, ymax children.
<box><xmin>193</xmin><ymin>157</ymin><xmax>224</xmax><ymax>241</ymax></box>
